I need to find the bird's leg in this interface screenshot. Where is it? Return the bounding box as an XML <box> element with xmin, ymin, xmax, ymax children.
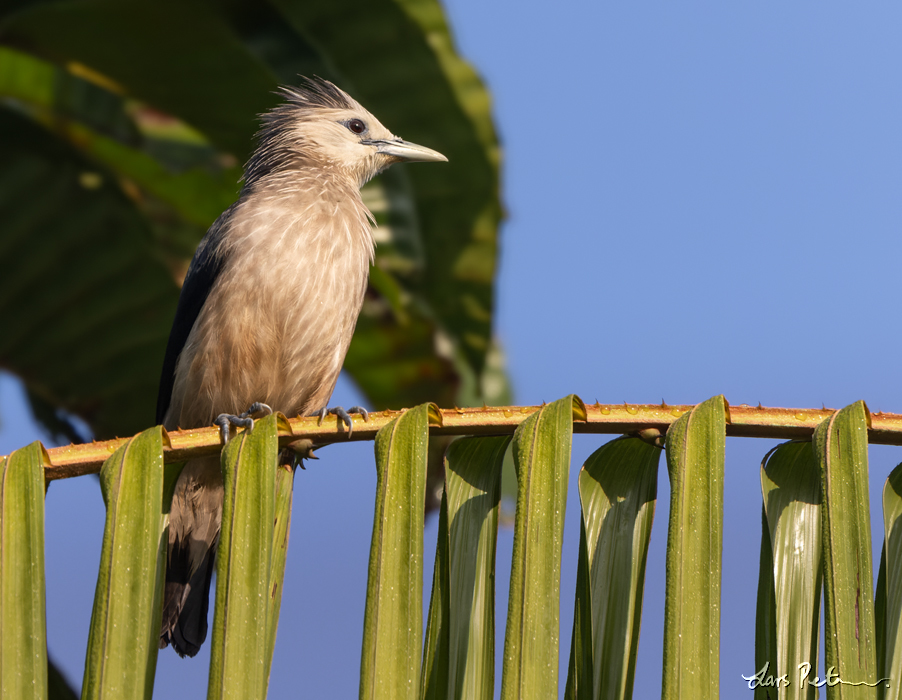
<box><xmin>215</xmin><ymin>402</ymin><xmax>273</xmax><ymax>443</ymax></box>
<box><xmin>317</xmin><ymin>405</ymin><xmax>369</xmax><ymax>438</ymax></box>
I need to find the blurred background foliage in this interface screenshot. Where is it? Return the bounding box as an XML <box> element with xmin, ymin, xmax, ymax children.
<box><xmin>0</xmin><ymin>0</ymin><xmax>508</xmax><ymax>443</ymax></box>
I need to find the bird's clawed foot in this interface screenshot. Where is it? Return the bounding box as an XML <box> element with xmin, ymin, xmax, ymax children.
<box><xmin>280</xmin><ymin>439</ymin><xmax>318</xmax><ymax>471</ymax></box>
<box><xmin>215</xmin><ymin>402</ymin><xmax>273</xmax><ymax>443</ymax></box>
<box><xmin>317</xmin><ymin>405</ymin><xmax>369</xmax><ymax>438</ymax></box>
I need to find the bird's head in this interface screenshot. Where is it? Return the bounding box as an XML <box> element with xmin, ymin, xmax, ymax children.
<box><xmin>245</xmin><ymin>77</ymin><xmax>447</xmax><ymax>189</ymax></box>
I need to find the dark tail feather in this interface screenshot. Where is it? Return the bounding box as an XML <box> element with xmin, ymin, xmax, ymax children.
<box><xmin>159</xmin><ymin>536</ymin><xmax>218</xmax><ymax>658</ymax></box>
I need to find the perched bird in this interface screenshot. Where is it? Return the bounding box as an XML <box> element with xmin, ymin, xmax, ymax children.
<box><xmin>156</xmin><ymin>77</ymin><xmax>446</xmax><ymax>657</ymax></box>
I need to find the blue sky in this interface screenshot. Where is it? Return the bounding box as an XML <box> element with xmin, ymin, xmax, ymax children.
<box><xmin>2</xmin><ymin>2</ymin><xmax>901</xmax><ymax>697</ymax></box>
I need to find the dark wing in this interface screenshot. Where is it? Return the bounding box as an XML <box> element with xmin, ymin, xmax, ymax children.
<box><xmin>155</xmin><ymin>206</ymin><xmax>236</xmax><ymax>425</ymax></box>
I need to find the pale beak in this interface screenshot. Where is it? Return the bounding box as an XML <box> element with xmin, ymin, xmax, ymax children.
<box><xmin>363</xmin><ymin>138</ymin><xmax>448</xmax><ymax>163</ymax></box>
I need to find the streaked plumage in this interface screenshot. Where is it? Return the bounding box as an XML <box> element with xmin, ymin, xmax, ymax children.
<box><xmin>157</xmin><ymin>77</ymin><xmax>446</xmax><ymax>657</ymax></box>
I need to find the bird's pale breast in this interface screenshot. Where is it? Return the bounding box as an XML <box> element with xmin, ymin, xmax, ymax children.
<box><xmin>166</xmin><ymin>181</ymin><xmax>374</xmax><ymax>429</ymax></box>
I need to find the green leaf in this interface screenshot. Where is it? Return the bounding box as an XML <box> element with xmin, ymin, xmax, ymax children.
<box><xmin>361</xmin><ymin>403</ymin><xmax>434</xmax><ymax>700</ymax></box>
<box><xmin>501</xmin><ymin>395</ymin><xmax>585</xmax><ymax>700</ymax></box>
<box><xmin>345</xmin><ymin>303</ymin><xmax>461</xmax><ymax>410</ymax></box>
<box><xmin>0</xmin><ymin>106</ymin><xmax>178</xmax><ymax>439</ymax></box>
<box><xmin>756</xmin><ymin>441</ymin><xmax>822</xmax><ymax>700</ymax></box>
<box><xmin>82</xmin><ymin>426</ymin><xmax>168</xmax><ymax>700</ymax></box>
<box><xmin>444</xmin><ymin>436</ymin><xmax>508</xmax><ymax>699</ymax></box>
<box><xmin>752</xmin><ymin>508</ymin><xmax>779</xmax><ymax>700</ymax></box>
<box><xmin>207</xmin><ymin>414</ymin><xmax>279</xmax><ymax>700</ymax></box>
<box><xmin>422</xmin><ymin>489</ymin><xmax>451</xmax><ymax>700</ymax></box>
<box><xmin>0</xmin><ymin>44</ymin><xmax>240</xmax><ymax>253</ymax></box>
<box><xmin>0</xmin><ymin>44</ymin><xmax>138</xmax><ymax>143</ymax></box>
<box><xmin>876</xmin><ymin>546</ymin><xmax>887</xmax><ymax>700</ymax></box>
<box><xmin>879</xmin><ymin>462</ymin><xmax>902</xmax><ymax>700</ymax></box>
<box><xmin>265</xmin><ymin>463</ymin><xmax>296</xmax><ymax>690</ymax></box>
<box><xmin>65</xmin><ymin>122</ymin><xmax>241</xmax><ymax>231</ymax></box>
<box><xmin>813</xmin><ymin>401</ymin><xmax>879</xmax><ymax>696</ymax></box>
<box><xmin>661</xmin><ymin>395</ymin><xmax>726</xmax><ymax>700</ymax></box>
<box><xmin>422</xmin><ymin>436</ymin><xmax>509</xmax><ymax>700</ymax></box>
<box><xmin>564</xmin><ymin>436</ymin><xmax>660</xmax><ymax>700</ymax></box>
<box><xmin>2</xmin><ymin>0</ymin><xmax>278</xmax><ymax>159</ymax></box>
<box><xmin>0</xmin><ymin>43</ymin><xmax>55</xmax><ymax>107</ymax></box>
<box><xmin>0</xmin><ymin>441</ymin><xmax>49</xmax><ymax>700</ymax></box>
<box><xmin>564</xmin><ymin>511</ymin><xmax>593</xmax><ymax>700</ymax></box>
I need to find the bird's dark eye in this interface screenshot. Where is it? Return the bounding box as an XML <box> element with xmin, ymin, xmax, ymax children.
<box><xmin>346</xmin><ymin>119</ymin><xmax>367</xmax><ymax>135</ymax></box>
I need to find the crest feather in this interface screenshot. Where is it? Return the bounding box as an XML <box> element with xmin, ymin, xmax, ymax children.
<box><xmin>244</xmin><ymin>76</ymin><xmax>362</xmax><ymax>186</ymax></box>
